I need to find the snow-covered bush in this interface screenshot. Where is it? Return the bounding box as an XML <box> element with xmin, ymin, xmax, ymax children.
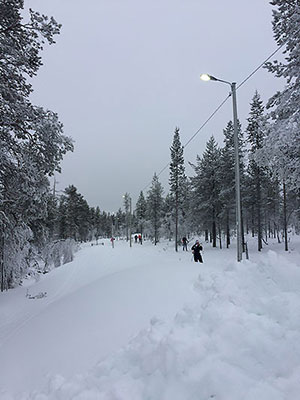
<box><xmin>2</xmin><ymin>224</ymin><xmax>33</xmax><ymax>289</ymax></box>
<box><xmin>40</xmin><ymin>239</ymin><xmax>79</xmax><ymax>272</ymax></box>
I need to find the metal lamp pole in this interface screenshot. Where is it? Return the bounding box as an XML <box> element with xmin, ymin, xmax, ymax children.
<box><xmin>200</xmin><ymin>74</ymin><xmax>243</xmax><ymax>262</ymax></box>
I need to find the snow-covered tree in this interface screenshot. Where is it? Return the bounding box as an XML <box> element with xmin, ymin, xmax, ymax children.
<box><xmin>161</xmin><ymin>193</ymin><xmax>174</xmax><ymax>241</ymax></box>
<box><xmin>0</xmin><ymin>2</ymin><xmax>73</xmax><ymax>290</ymax></box>
<box><xmin>190</xmin><ymin>136</ymin><xmax>222</xmax><ymax>247</ymax></box>
<box><xmin>255</xmin><ymin>0</ymin><xmax>300</xmax><ymax>250</ymax></box>
<box><xmin>58</xmin><ymin>186</ymin><xmax>91</xmax><ymax>242</ymax></box>
<box><xmin>123</xmin><ymin>193</ymin><xmax>131</xmax><ymax>241</ymax></box>
<box><xmin>91</xmin><ymin>206</ymin><xmax>102</xmax><ymax>243</ymax></box>
<box><xmin>169</xmin><ymin>127</ymin><xmax>186</xmax><ymax>251</ymax></box>
<box><xmin>258</xmin><ymin>0</ymin><xmax>300</xmax><ymax>187</ymax></box>
<box><xmin>219</xmin><ymin>121</ymin><xmax>238</xmax><ymax>248</ymax></box>
<box><xmin>147</xmin><ymin>173</ymin><xmax>164</xmax><ymax>245</ymax></box>
<box><xmin>246</xmin><ymin>91</ymin><xmax>267</xmax><ymax>251</ymax></box>
<box><xmin>135</xmin><ymin>191</ymin><xmax>147</xmax><ymax>237</ymax></box>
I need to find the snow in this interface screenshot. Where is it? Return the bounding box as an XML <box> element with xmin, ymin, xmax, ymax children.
<box><xmin>0</xmin><ymin>237</ymin><xmax>300</xmax><ymax>399</ymax></box>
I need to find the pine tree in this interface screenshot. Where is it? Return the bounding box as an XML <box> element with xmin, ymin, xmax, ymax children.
<box><xmin>77</xmin><ymin>196</ymin><xmax>90</xmax><ymax>242</ymax></box>
<box><xmin>115</xmin><ymin>208</ymin><xmax>125</xmax><ymax>238</ymax></box>
<box><xmin>0</xmin><ymin>2</ymin><xmax>73</xmax><ymax>290</ymax></box>
<box><xmin>93</xmin><ymin>206</ymin><xmax>102</xmax><ymax>243</ymax></box>
<box><xmin>147</xmin><ymin>173</ymin><xmax>164</xmax><ymax>245</ymax></box>
<box><xmin>169</xmin><ymin>127</ymin><xmax>186</xmax><ymax>251</ymax></box>
<box><xmin>123</xmin><ymin>193</ymin><xmax>131</xmax><ymax>242</ymax></box>
<box><xmin>262</xmin><ymin>0</ymin><xmax>300</xmax><ymax>188</ymax></box>
<box><xmin>135</xmin><ymin>191</ymin><xmax>147</xmax><ymax>237</ymax></box>
<box><xmin>257</xmin><ymin>0</ymin><xmax>300</xmax><ymax>250</ymax></box>
<box><xmin>162</xmin><ymin>193</ymin><xmax>174</xmax><ymax>241</ymax></box>
<box><xmin>246</xmin><ymin>91</ymin><xmax>267</xmax><ymax>251</ymax></box>
<box><xmin>219</xmin><ymin>121</ymin><xmax>237</xmax><ymax>248</ymax></box>
<box><xmin>190</xmin><ymin>136</ymin><xmax>222</xmax><ymax>247</ymax></box>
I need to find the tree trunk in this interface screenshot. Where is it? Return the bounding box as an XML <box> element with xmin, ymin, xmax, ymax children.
<box><xmin>241</xmin><ymin>204</ymin><xmax>246</xmax><ymax>253</ymax></box>
<box><xmin>251</xmin><ymin>204</ymin><xmax>255</xmax><ymax>237</ymax></box>
<box><xmin>275</xmin><ymin>222</ymin><xmax>281</xmax><ymax>243</ymax></box>
<box><xmin>212</xmin><ymin>208</ymin><xmax>216</xmax><ymax>248</ymax></box>
<box><xmin>175</xmin><ymin>192</ymin><xmax>178</xmax><ymax>252</ymax></box>
<box><xmin>0</xmin><ymin>231</ymin><xmax>5</xmax><ymax>292</ymax></box>
<box><xmin>241</xmin><ymin>217</ymin><xmax>246</xmax><ymax>253</ymax></box>
<box><xmin>218</xmin><ymin>224</ymin><xmax>222</xmax><ymax>249</ymax></box>
<box><xmin>283</xmin><ymin>180</ymin><xmax>288</xmax><ymax>251</ymax></box>
<box><xmin>126</xmin><ymin>214</ymin><xmax>129</xmax><ymax>242</ymax></box>
<box><xmin>257</xmin><ymin>175</ymin><xmax>262</xmax><ymax>251</ymax></box>
<box><xmin>205</xmin><ymin>229</ymin><xmax>209</xmax><ymax>242</ymax></box>
<box><xmin>245</xmin><ymin>209</ymin><xmax>249</xmax><ymax>235</ymax></box>
<box><xmin>226</xmin><ymin>209</ymin><xmax>230</xmax><ymax>248</ymax></box>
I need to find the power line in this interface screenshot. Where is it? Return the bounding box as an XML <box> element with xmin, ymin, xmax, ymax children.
<box><xmin>237</xmin><ymin>41</ymin><xmax>286</xmax><ymax>90</ymax></box>
<box><xmin>142</xmin><ymin>94</ymin><xmax>230</xmax><ymax>192</ymax></box>
<box><xmin>183</xmin><ymin>94</ymin><xmax>230</xmax><ymax>148</ymax></box>
<box><xmin>141</xmin><ymin>42</ymin><xmax>285</xmax><ymax>193</ymax></box>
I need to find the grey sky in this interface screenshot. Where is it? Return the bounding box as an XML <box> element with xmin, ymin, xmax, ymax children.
<box><xmin>27</xmin><ymin>0</ymin><xmax>283</xmax><ymax>212</ymax></box>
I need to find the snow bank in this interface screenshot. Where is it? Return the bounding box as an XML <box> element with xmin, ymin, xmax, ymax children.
<box><xmin>20</xmin><ymin>249</ymin><xmax>300</xmax><ymax>400</ymax></box>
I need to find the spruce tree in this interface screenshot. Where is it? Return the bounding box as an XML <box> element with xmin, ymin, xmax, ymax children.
<box><xmin>190</xmin><ymin>136</ymin><xmax>222</xmax><ymax>247</ymax></box>
<box><xmin>246</xmin><ymin>91</ymin><xmax>266</xmax><ymax>251</ymax></box>
<box><xmin>162</xmin><ymin>193</ymin><xmax>174</xmax><ymax>241</ymax></box>
<box><xmin>0</xmin><ymin>2</ymin><xmax>73</xmax><ymax>290</ymax></box>
<box><xmin>169</xmin><ymin>127</ymin><xmax>186</xmax><ymax>251</ymax></box>
<box><xmin>262</xmin><ymin>0</ymin><xmax>300</xmax><ymax>187</ymax></box>
<box><xmin>123</xmin><ymin>193</ymin><xmax>131</xmax><ymax>241</ymax></box>
<box><xmin>257</xmin><ymin>0</ymin><xmax>300</xmax><ymax>250</ymax></box>
<box><xmin>147</xmin><ymin>173</ymin><xmax>164</xmax><ymax>245</ymax></box>
<box><xmin>219</xmin><ymin>121</ymin><xmax>237</xmax><ymax>248</ymax></box>
<box><xmin>94</xmin><ymin>207</ymin><xmax>102</xmax><ymax>243</ymax></box>
<box><xmin>135</xmin><ymin>191</ymin><xmax>147</xmax><ymax>238</ymax></box>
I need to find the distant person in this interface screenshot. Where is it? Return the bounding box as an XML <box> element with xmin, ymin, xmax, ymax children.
<box><xmin>110</xmin><ymin>237</ymin><xmax>115</xmax><ymax>248</ymax></box>
<box><xmin>134</xmin><ymin>234</ymin><xmax>138</xmax><ymax>243</ymax></box>
<box><xmin>182</xmin><ymin>236</ymin><xmax>188</xmax><ymax>251</ymax></box>
<box><xmin>138</xmin><ymin>234</ymin><xmax>142</xmax><ymax>244</ymax></box>
<box><xmin>191</xmin><ymin>240</ymin><xmax>203</xmax><ymax>263</ymax></box>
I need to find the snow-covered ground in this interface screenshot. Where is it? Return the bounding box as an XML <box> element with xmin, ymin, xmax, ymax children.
<box><xmin>0</xmin><ymin>236</ymin><xmax>300</xmax><ymax>400</ymax></box>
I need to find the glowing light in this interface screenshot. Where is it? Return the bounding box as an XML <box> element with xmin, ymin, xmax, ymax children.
<box><xmin>200</xmin><ymin>74</ymin><xmax>211</xmax><ymax>81</ymax></box>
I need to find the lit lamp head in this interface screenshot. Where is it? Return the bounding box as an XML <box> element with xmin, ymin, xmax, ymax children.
<box><xmin>200</xmin><ymin>73</ymin><xmax>218</xmax><ymax>82</ymax></box>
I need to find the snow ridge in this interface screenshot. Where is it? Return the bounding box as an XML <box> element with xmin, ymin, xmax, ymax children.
<box><xmin>18</xmin><ymin>248</ymin><xmax>300</xmax><ymax>400</ymax></box>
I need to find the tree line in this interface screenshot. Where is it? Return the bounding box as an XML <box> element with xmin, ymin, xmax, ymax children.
<box><xmin>0</xmin><ymin>0</ymin><xmax>299</xmax><ymax>290</ymax></box>
<box><xmin>136</xmin><ymin>0</ymin><xmax>300</xmax><ymax>252</ymax></box>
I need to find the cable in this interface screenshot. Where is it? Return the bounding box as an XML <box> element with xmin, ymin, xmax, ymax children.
<box><xmin>142</xmin><ymin>94</ymin><xmax>230</xmax><ymax>191</ymax></box>
<box><xmin>237</xmin><ymin>42</ymin><xmax>286</xmax><ymax>90</ymax></box>
<box><xmin>183</xmin><ymin>94</ymin><xmax>231</xmax><ymax>148</ymax></box>
<box><xmin>141</xmin><ymin>42</ymin><xmax>286</xmax><ymax>193</ymax></box>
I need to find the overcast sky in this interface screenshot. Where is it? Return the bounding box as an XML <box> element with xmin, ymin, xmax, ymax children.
<box><xmin>26</xmin><ymin>0</ymin><xmax>284</xmax><ymax>212</ymax></box>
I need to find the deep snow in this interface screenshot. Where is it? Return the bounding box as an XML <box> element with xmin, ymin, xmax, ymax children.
<box><xmin>0</xmin><ymin>236</ymin><xmax>300</xmax><ymax>399</ymax></box>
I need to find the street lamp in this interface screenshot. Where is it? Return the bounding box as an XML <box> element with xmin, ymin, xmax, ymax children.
<box><xmin>200</xmin><ymin>73</ymin><xmax>242</xmax><ymax>262</ymax></box>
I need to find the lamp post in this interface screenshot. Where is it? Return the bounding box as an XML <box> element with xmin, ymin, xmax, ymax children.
<box><xmin>200</xmin><ymin>74</ymin><xmax>242</xmax><ymax>262</ymax></box>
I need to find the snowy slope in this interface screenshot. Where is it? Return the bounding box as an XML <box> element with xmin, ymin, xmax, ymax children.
<box><xmin>0</xmin><ymin>237</ymin><xmax>300</xmax><ymax>399</ymax></box>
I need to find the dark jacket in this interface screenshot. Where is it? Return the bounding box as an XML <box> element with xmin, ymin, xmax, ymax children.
<box><xmin>191</xmin><ymin>243</ymin><xmax>203</xmax><ymax>255</ymax></box>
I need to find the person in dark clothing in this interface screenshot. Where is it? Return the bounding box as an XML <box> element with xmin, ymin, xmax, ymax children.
<box><xmin>182</xmin><ymin>236</ymin><xmax>188</xmax><ymax>251</ymax></box>
<box><xmin>191</xmin><ymin>240</ymin><xmax>203</xmax><ymax>263</ymax></box>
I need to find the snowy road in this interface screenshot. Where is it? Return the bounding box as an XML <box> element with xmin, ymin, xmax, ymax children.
<box><xmin>1</xmin><ymin>238</ymin><xmax>300</xmax><ymax>400</ymax></box>
<box><xmin>0</xmin><ymin>239</ymin><xmax>201</xmax><ymax>395</ymax></box>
